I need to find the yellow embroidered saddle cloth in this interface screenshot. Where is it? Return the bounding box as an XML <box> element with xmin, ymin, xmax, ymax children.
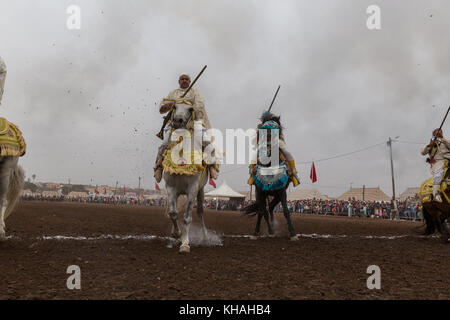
<box><xmin>418</xmin><ymin>177</ymin><xmax>450</xmax><ymax>204</ymax></box>
<box><xmin>162</xmin><ymin>143</ymin><xmax>205</xmax><ymax>176</ymax></box>
<box><xmin>0</xmin><ymin>117</ymin><xmax>26</xmax><ymax>157</ymax></box>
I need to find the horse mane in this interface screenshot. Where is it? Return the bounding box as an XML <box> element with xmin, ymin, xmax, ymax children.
<box><xmin>257</xmin><ymin>111</ymin><xmax>283</xmax><ymax>137</ymax></box>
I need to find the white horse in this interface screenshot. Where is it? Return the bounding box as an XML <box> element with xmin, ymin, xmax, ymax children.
<box><xmin>0</xmin><ymin>156</ymin><xmax>24</xmax><ymax>240</ymax></box>
<box><xmin>163</xmin><ymin>103</ymin><xmax>211</xmax><ymax>253</ymax></box>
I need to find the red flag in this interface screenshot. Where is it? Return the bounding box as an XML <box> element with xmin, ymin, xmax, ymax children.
<box><xmin>104</xmin><ymin>188</ymin><xmax>107</xmax><ymax>194</ymax></box>
<box><xmin>209</xmin><ymin>178</ymin><xmax>216</xmax><ymax>188</ymax></box>
<box><xmin>310</xmin><ymin>162</ymin><xmax>317</xmax><ymax>183</ymax></box>
<box><xmin>123</xmin><ymin>186</ymin><xmax>126</xmax><ymax>195</ymax></box>
<box><xmin>155</xmin><ymin>183</ymin><xmax>161</xmax><ymax>191</ymax></box>
<box><xmin>94</xmin><ymin>188</ymin><xmax>99</xmax><ymax>194</ymax></box>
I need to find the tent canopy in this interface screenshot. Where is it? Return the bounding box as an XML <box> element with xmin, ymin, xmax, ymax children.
<box><xmin>205</xmin><ymin>181</ymin><xmax>245</xmax><ymax>199</ymax></box>
<box><xmin>337</xmin><ymin>187</ymin><xmax>390</xmax><ymax>202</ymax></box>
<box><xmin>287</xmin><ymin>188</ymin><xmax>329</xmax><ymax>200</ymax></box>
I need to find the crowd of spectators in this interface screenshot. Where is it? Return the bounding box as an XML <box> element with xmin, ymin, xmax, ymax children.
<box><xmin>21</xmin><ymin>194</ymin><xmax>422</xmax><ymax>220</ymax></box>
<box><xmin>270</xmin><ymin>197</ymin><xmax>422</xmax><ymax>220</ymax></box>
<box><xmin>21</xmin><ymin>194</ymin><xmax>167</xmax><ymax>206</ymax></box>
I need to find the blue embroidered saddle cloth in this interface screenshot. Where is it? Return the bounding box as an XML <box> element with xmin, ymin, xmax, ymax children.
<box><xmin>253</xmin><ymin>163</ymin><xmax>289</xmax><ymax>191</ymax></box>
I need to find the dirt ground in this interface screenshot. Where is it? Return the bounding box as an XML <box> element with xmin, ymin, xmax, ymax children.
<box><xmin>0</xmin><ymin>201</ymin><xmax>448</xmax><ymax>300</ymax></box>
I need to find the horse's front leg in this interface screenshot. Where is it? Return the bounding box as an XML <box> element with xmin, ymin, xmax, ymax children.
<box><xmin>268</xmin><ymin>196</ymin><xmax>280</xmax><ymax>234</ymax></box>
<box><xmin>179</xmin><ymin>190</ymin><xmax>196</xmax><ymax>253</ymax></box>
<box><xmin>167</xmin><ymin>187</ymin><xmax>180</xmax><ymax>240</ymax></box>
<box><xmin>280</xmin><ymin>192</ymin><xmax>298</xmax><ymax>241</ymax></box>
<box><xmin>0</xmin><ymin>201</ymin><xmax>6</xmax><ymax>241</ymax></box>
<box><xmin>0</xmin><ymin>168</ymin><xmax>10</xmax><ymax>241</ymax></box>
<box><xmin>250</xmin><ymin>210</ymin><xmax>263</xmax><ymax>240</ymax></box>
<box><xmin>262</xmin><ymin>206</ymin><xmax>274</xmax><ymax>237</ymax></box>
<box><xmin>439</xmin><ymin>214</ymin><xmax>448</xmax><ymax>243</ymax></box>
<box><xmin>197</xmin><ymin>188</ymin><xmax>208</xmax><ymax>242</ymax></box>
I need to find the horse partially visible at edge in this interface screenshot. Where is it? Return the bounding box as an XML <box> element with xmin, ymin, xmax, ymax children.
<box><xmin>0</xmin><ymin>118</ymin><xmax>25</xmax><ymax>241</ymax></box>
<box><xmin>418</xmin><ymin>177</ymin><xmax>449</xmax><ymax>243</ymax></box>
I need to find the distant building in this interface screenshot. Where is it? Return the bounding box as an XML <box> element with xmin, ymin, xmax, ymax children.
<box><xmin>287</xmin><ymin>189</ymin><xmax>330</xmax><ymax>201</ymax></box>
<box><xmin>68</xmin><ymin>191</ymin><xmax>89</xmax><ymax>198</ymax></box>
<box><xmin>337</xmin><ymin>187</ymin><xmax>390</xmax><ymax>202</ymax></box>
<box><xmin>399</xmin><ymin>187</ymin><xmax>420</xmax><ymax>201</ymax></box>
<box><xmin>44</xmin><ymin>182</ymin><xmax>61</xmax><ymax>190</ymax></box>
<box><xmin>42</xmin><ymin>190</ymin><xmax>62</xmax><ymax>197</ymax></box>
<box><xmin>22</xmin><ymin>189</ymin><xmax>33</xmax><ymax>196</ymax></box>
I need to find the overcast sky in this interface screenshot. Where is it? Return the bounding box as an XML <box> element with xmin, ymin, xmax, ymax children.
<box><xmin>1</xmin><ymin>0</ymin><xmax>449</xmax><ymax>197</ymax></box>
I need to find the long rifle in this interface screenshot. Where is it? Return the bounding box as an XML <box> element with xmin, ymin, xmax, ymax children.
<box><xmin>438</xmin><ymin>106</ymin><xmax>450</xmax><ymax>132</ymax></box>
<box><xmin>267</xmin><ymin>85</ymin><xmax>281</xmax><ymax>113</ymax></box>
<box><xmin>429</xmin><ymin>106</ymin><xmax>450</xmax><ymax>162</ymax></box>
<box><xmin>156</xmin><ymin>65</ymin><xmax>207</xmax><ymax>140</ymax></box>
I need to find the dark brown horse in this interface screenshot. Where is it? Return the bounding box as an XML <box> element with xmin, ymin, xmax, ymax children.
<box><xmin>242</xmin><ymin>112</ymin><xmax>298</xmax><ymax>241</ymax></box>
<box><xmin>418</xmin><ymin>178</ymin><xmax>449</xmax><ymax>243</ymax></box>
<box><xmin>421</xmin><ymin>202</ymin><xmax>449</xmax><ymax>243</ymax></box>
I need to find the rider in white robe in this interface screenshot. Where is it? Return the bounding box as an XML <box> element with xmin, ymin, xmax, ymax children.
<box><xmin>154</xmin><ymin>74</ymin><xmax>218</xmax><ymax>183</ymax></box>
<box><xmin>0</xmin><ymin>56</ymin><xmax>6</xmax><ymax>105</ymax></box>
<box><xmin>421</xmin><ymin>128</ymin><xmax>450</xmax><ymax>202</ymax></box>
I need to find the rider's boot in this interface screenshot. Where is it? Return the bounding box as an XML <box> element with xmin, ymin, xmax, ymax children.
<box><xmin>433</xmin><ymin>184</ymin><xmax>443</xmax><ymax>203</ymax></box>
<box><xmin>154</xmin><ymin>167</ymin><xmax>163</xmax><ymax>183</ymax></box>
<box><xmin>209</xmin><ymin>165</ymin><xmax>219</xmax><ymax>180</ymax></box>
<box><xmin>247</xmin><ymin>163</ymin><xmax>256</xmax><ymax>185</ymax></box>
<box><xmin>287</xmin><ymin>160</ymin><xmax>300</xmax><ymax>187</ymax></box>
<box><xmin>154</xmin><ymin>154</ymin><xmax>164</xmax><ymax>183</ymax></box>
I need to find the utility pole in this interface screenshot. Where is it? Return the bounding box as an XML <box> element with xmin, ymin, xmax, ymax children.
<box><xmin>387</xmin><ymin>137</ymin><xmax>397</xmax><ymax>201</ymax></box>
<box><xmin>114</xmin><ymin>181</ymin><xmax>118</xmax><ymax>196</ymax></box>
<box><xmin>387</xmin><ymin>136</ymin><xmax>400</xmax><ymax>220</ymax></box>
<box><xmin>138</xmin><ymin>176</ymin><xmax>141</xmax><ymax>198</ymax></box>
<box><xmin>363</xmin><ymin>185</ymin><xmax>365</xmax><ymax>201</ymax></box>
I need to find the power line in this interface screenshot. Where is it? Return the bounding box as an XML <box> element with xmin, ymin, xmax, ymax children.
<box><xmin>219</xmin><ymin>137</ymin><xmax>429</xmax><ymax>176</ymax></box>
<box><xmin>219</xmin><ymin>141</ymin><xmax>388</xmax><ymax>175</ymax></box>
<box><xmin>397</xmin><ymin>140</ymin><xmax>426</xmax><ymax>145</ymax></box>
<box><xmin>297</xmin><ymin>141</ymin><xmax>386</xmax><ymax>164</ymax></box>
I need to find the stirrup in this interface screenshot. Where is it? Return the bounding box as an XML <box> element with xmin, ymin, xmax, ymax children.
<box><xmin>434</xmin><ymin>194</ymin><xmax>443</xmax><ymax>203</ymax></box>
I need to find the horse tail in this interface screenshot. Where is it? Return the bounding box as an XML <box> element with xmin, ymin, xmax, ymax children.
<box><xmin>242</xmin><ymin>203</ymin><xmax>258</xmax><ymax>217</ymax></box>
<box><xmin>5</xmin><ymin>164</ymin><xmax>24</xmax><ymax>220</ymax></box>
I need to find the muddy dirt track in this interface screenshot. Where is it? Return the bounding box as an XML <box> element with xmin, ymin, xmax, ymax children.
<box><xmin>0</xmin><ymin>201</ymin><xmax>448</xmax><ymax>300</ymax></box>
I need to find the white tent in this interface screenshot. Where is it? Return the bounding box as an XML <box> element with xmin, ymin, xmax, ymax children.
<box><xmin>205</xmin><ymin>181</ymin><xmax>246</xmax><ymax>199</ymax></box>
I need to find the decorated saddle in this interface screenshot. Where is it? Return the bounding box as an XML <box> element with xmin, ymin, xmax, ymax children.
<box><xmin>248</xmin><ymin>118</ymin><xmax>292</xmax><ymax>191</ymax></box>
<box><xmin>162</xmin><ymin>138</ymin><xmax>205</xmax><ymax>176</ymax></box>
<box><xmin>0</xmin><ymin>117</ymin><xmax>26</xmax><ymax>157</ymax></box>
<box><xmin>252</xmin><ymin>163</ymin><xmax>289</xmax><ymax>191</ymax></box>
<box><xmin>418</xmin><ymin>175</ymin><xmax>450</xmax><ymax>204</ymax></box>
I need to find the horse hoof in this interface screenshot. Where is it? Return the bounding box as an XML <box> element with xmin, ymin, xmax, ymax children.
<box><xmin>268</xmin><ymin>233</ymin><xmax>276</xmax><ymax>238</ymax></box>
<box><xmin>0</xmin><ymin>230</ymin><xmax>6</xmax><ymax>241</ymax></box>
<box><xmin>179</xmin><ymin>244</ymin><xmax>190</xmax><ymax>253</ymax></box>
<box><xmin>290</xmin><ymin>235</ymin><xmax>299</xmax><ymax>241</ymax></box>
<box><xmin>249</xmin><ymin>235</ymin><xmax>258</xmax><ymax>240</ymax></box>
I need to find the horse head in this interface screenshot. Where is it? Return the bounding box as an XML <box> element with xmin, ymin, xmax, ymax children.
<box><xmin>256</xmin><ymin>112</ymin><xmax>284</xmax><ymax>166</ymax></box>
<box><xmin>260</xmin><ymin>111</ymin><xmax>282</xmax><ymax>129</ymax></box>
<box><xmin>172</xmin><ymin>103</ymin><xmax>194</xmax><ymax>129</ymax></box>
